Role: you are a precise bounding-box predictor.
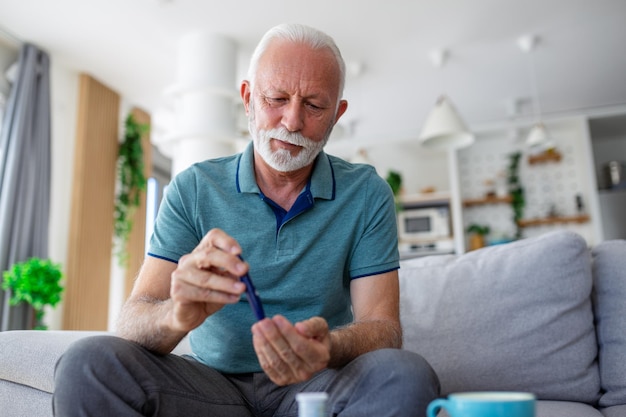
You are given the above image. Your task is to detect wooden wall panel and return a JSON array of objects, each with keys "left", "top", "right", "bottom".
[
  {"left": 63, "top": 74, "right": 119, "bottom": 330},
  {"left": 124, "top": 108, "right": 152, "bottom": 298}
]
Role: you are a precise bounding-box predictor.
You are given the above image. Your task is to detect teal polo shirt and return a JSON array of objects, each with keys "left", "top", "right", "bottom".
[{"left": 148, "top": 142, "right": 399, "bottom": 373}]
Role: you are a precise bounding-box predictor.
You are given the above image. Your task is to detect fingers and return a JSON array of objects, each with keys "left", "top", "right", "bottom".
[
  {"left": 177, "top": 228, "right": 248, "bottom": 297},
  {"left": 171, "top": 265, "right": 243, "bottom": 304},
  {"left": 252, "top": 316, "right": 330, "bottom": 385},
  {"left": 173, "top": 249, "right": 246, "bottom": 301},
  {"left": 167, "top": 229, "right": 248, "bottom": 332},
  {"left": 294, "top": 317, "right": 329, "bottom": 340},
  {"left": 194, "top": 228, "right": 241, "bottom": 256}
]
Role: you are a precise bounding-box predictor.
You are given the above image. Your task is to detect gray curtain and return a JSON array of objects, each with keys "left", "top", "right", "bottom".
[{"left": 0, "top": 43, "right": 51, "bottom": 331}]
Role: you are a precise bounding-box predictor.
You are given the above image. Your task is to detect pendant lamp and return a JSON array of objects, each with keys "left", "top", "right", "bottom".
[
  {"left": 419, "top": 49, "right": 474, "bottom": 151},
  {"left": 419, "top": 95, "right": 474, "bottom": 150},
  {"left": 519, "top": 35, "right": 553, "bottom": 154}
]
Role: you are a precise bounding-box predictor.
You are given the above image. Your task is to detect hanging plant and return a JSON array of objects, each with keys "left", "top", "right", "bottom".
[
  {"left": 2, "top": 257, "right": 64, "bottom": 330},
  {"left": 507, "top": 151, "right": 525, "bottom": 240},
  {"left": 114, "top": 114, "right": 149, "bottom": 266}
]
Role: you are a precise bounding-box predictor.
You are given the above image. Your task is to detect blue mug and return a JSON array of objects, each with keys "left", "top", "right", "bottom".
[{"left": 427, "top": 392, "right": 536, "bottom": 417}]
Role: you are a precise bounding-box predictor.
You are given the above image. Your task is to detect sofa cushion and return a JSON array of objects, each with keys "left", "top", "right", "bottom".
[
  {"left": 602, "top": 404, "right": 626, "bottom": 417},
  {"left": 0, "top": 379, "right": 52, "bottom": 417},
  {"left": 0, "top": 330, "right": 107, "bottom": 393},
  {"left": 536, "top": 401, "right": 604, "bottom": 417},
  {"left": 399, "top": 231, "right": 601, "bottom": 404},
  {"left": 592, "top": 239, "right": 626, "bottom": 408},
  {"left": 602, "top": 405, "right": 626, "bottom": 417}
]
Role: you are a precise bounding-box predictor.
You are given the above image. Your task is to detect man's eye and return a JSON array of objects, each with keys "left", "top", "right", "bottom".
[{"left": 267, "top": 97, "right": 286, "bottom": 105}]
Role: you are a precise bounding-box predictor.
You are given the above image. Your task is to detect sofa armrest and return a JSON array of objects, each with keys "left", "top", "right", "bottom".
[{"left": 0, "top": 330, "right": 108, "bottom": 394}]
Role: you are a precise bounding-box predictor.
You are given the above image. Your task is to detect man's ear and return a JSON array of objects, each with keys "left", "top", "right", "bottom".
[
  {"left": 240, "top": 81, "right": 251, "bottom": 114},
  {"left": 334, "top": 100, "right": 348, "bottom": 125}
]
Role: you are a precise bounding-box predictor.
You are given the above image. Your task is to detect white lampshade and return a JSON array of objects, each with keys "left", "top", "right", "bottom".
[
  {"left": 419, "top": 95, "right": 475, "bottom": 150},
  {"left": 526, "top": 122, "right": 554, "bottom": 154}
]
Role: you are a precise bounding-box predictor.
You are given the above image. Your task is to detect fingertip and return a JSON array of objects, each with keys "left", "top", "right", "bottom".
[
  {"left": 272, "top": 314, "right": 287, "bottom": 322},
  {"left": 235, "top": 259, "right": 247, "bottom": 274},
  {"left": 294, "top": 321, "right": 309, "bottom": 336}
]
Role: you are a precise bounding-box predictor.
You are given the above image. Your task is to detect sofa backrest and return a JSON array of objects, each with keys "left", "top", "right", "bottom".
[
  {"left": 591, "top": 238, "right": 626, "bottom": 408},
  {"left": 399, "top": 231, "right": 601, "bottom": 404}
]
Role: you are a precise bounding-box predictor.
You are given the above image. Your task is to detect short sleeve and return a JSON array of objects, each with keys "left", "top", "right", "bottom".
[{"left": 349, "top": 170, "right": 400, "bottom": 278}]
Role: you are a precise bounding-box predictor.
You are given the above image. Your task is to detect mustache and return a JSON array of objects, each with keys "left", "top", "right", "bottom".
[{"left": 260, "top": 128, "right": 313, "bottom": 148}]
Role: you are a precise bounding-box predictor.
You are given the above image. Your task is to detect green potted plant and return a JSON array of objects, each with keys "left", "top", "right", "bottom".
[
  {"left": 385, "top": 170, "right": 403, "bottom": 212},
  {"left": 467, "top": 223, "right": 491, "bottom": 251},
  {"left": 2, "top": 257, "right": 64, "bottom": 330}
]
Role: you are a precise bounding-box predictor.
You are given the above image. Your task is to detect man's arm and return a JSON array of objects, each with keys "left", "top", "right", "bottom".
[
  {"left": 116, "top": 257, "right": 184, "bottom": 354},
  {"left": 327, "top": 269, "right": 402, "bottom": 367},
  {"left": 116, "top": 229, "right": 249, "bottom": 354},
  {"left": 251, "top": 269, "right": 401, "bottom": 385}
]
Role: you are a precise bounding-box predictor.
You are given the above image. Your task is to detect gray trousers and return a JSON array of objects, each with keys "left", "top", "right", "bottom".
[{"left": 53, "top": 335, "right": 439, "bottom": 417}]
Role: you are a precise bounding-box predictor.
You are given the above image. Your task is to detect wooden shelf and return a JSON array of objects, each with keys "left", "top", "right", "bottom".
[
  {"left": 517, "top": 214, "right": 590, "bottom": 228},
  {"left": 528, "top": 150, "right": 562, "bottom": 165},
  {"left": 463, "top": 195, "right": 512, "bottom": 207}
]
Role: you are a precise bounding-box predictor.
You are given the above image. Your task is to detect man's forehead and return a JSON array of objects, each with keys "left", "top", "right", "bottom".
[{"left": 255, "top": 40, "right": 340, "bottom": 96}]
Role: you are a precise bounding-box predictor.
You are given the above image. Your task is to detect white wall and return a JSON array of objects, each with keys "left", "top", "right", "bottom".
[
  {"left": 46, "top": 60, "right": 79, "bottom": 329},
  {"left": 459, "top": 116, "right": 599, "bottom": 246},
  {"left": 326, "top": 139, "right": 450, "bottom": 196}
]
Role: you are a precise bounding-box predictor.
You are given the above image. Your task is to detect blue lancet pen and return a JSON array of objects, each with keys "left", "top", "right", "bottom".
[{"left": 238, "top": 255, "right": 266, "bottom": 321}]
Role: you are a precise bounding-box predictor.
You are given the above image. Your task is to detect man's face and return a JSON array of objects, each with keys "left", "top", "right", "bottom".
[{"left": 242, "top": 40, "right": 347, "bottom": 172}]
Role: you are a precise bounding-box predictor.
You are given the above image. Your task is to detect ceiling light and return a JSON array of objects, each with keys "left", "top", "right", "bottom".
[
  {"left": 419, "top": 49, "right": 475, "bottom": 150},
  {"left": 519, "top": 34, "right": 552, "bottom": 154},
  {"left": 526, "top": 123, "right": 555, "bottom": 153},
  {"left": 419, "top": 95, "right": 474, "bottom": 150}
]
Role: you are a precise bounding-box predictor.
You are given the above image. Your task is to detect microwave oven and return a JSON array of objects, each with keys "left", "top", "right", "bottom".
[{"left": 397, "top": 206, "right": 451, "bottom": 242}]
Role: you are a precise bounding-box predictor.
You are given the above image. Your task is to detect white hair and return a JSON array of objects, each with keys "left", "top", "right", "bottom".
[{"left": 246, "top": 23, "right": 346, "bottom": 99}]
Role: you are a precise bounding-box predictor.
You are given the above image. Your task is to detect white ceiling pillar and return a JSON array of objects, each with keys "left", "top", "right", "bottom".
[{"left": 154, "top": 32, "right": 239, "bottom": 176}]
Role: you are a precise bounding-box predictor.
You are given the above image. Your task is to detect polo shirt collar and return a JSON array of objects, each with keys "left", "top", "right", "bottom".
[{"left": 236, "top": 141, "right": 335, "bottom": 201}]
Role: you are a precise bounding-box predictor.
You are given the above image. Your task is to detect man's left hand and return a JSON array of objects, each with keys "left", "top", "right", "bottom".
[{"left": 251, "top": 315, "right": 331, "bottom": 385}]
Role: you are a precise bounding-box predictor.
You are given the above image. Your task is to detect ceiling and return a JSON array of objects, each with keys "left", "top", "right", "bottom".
[{"left": 1, "top": 0, "right": 626, "bottom": 152}]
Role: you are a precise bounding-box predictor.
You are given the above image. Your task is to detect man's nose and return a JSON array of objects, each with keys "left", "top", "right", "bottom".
[{"left": 281, "top": 101, "right": 304, "bottom": 132}]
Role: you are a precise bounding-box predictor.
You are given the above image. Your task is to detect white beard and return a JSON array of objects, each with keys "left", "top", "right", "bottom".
[{"left": 248, "top": 102, "right": 332, "bottom": 172}]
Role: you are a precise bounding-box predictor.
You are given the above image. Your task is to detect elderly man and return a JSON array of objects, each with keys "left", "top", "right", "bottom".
[{"left": 54, "top": 23, "right": 439, "bottom": 416}]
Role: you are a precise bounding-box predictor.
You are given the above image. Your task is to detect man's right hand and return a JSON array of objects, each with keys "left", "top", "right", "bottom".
[
  {"left": 167, "top": 229, "right": 249, "bottom": 333},
  {"left": 117, "top": 229, "right": 248, "bottom": 352}
]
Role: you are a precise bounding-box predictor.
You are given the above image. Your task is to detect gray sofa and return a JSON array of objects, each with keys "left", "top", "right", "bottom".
[{"left": 1, "top": 230, "right": 624, "bottom": 416}]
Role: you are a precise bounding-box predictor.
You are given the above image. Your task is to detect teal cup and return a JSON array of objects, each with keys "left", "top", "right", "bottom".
[{"left": 427, "top": 392, "right": 536, "bottom": 417}]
